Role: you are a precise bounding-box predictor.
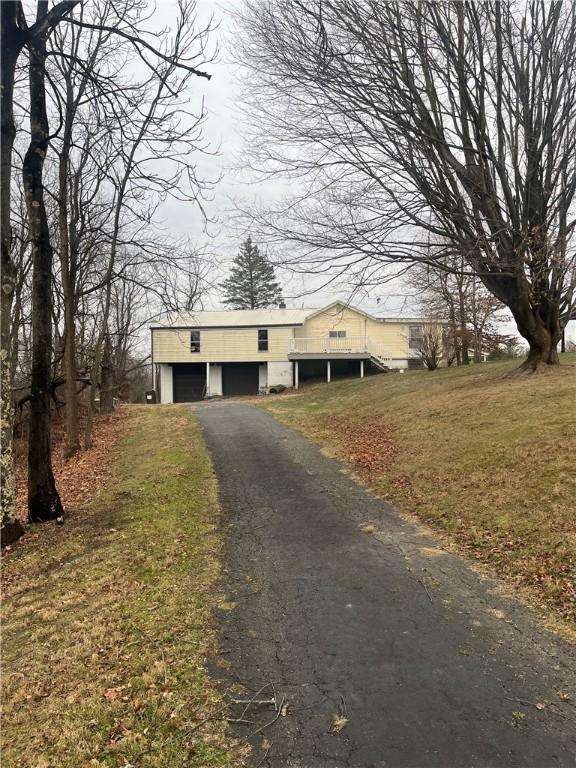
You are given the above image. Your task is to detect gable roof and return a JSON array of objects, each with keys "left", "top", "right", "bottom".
[
  {"left": 151, "top": 307, "right": 312, "bottom": 329},
  {"left": 150, "top": 302, "right": 438, "bottom": 330},
  {"left": 304, "top": 301, "right": 379, "bottom": 323}
]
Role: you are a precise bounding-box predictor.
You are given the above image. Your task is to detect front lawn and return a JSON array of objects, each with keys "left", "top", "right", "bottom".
[
  {"left": 258, "top": 354, "right": 576, "bottom": 632},
  {"left": 2, "top": 406, "right": 245, "bottom": 768}
]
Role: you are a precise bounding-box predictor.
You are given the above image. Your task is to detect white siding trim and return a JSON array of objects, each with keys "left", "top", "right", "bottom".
[
  {"left": 258, "top": 364, "right": 268, "bottom": 389},
  {"left": 159, "top": 364, "right": 173, "bottom": 404},
  {"left": 209, "top": 364, "right": 223, "bottom": 396}
]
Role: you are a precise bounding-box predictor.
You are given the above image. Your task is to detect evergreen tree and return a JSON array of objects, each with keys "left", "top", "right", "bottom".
[{"left": 221, "top": 237, "right": 282, "bottom": 309}]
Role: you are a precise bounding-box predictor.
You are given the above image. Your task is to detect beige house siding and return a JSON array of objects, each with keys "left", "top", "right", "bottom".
[
  {"left": 152, "top": 325, "right": 296, "bottom": 363},
  {"left": 368, "top": 321, "right": 410, "bottom": 359},
  {"left": 152, "top": 304, "right": 435, "bottom": 367},
  {"left": 298, "top": 305, "right": 369, "bottom": 338},
  {"left": 298, "top": 305, "right": 410, "bottom": 359}
]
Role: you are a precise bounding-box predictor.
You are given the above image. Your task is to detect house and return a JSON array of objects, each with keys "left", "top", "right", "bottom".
[{"left": 151, "top": 301, "right": 432, "bottom": 402}]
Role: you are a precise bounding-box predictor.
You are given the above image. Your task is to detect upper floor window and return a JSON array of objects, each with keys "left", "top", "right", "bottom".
[
  {"left": 329, "top": 330, "right": 347, "bottom": 338},
  {"left": 409, "top": 325, "right": 423, "bottom": 349},
  {"left": 190, "top": 330, "right": 201, "bottom": 353},
  {"left": 258, "top": 329, "right": 269, "bottom": 351}
]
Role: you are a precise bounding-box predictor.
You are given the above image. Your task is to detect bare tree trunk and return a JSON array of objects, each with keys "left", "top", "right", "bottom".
[
  {"left": 509, "top": 301, "right": 561, "bottom": 373},
  {"left": 471, "top": 280, "right": 482, "bottom": 363},
  {"left": 457, "top": 288, "right": 469, "bottom": 365},
  {"left": 84, "top": 288, "right": 112, "bottom": 448},
  {"left": 1, "top": 3, "right": 26, "bottom": 544},
  {"left": 58, "top": 78, "right": 81, "bottom": 457},
  {"left": 23, "top": 6, "right": 64, "bottom": 522},
  {"left": 100, "top": 333, "right": 115, "bottom": 412},
  {"left": 62, "top": 298, "right": 80, "bottom": 454}
]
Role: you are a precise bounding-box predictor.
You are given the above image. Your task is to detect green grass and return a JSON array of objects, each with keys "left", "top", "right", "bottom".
[
  {"left": 1, "top": 406, "right": 246, "bottom": 768},
  {"left": 258, "top": 354, "right": 576, "bottom": 631}
]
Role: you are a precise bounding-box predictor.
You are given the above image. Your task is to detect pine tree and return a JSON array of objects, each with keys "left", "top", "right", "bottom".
[{"left": 221, "top": 237, "right": 282, "bottom": 309}]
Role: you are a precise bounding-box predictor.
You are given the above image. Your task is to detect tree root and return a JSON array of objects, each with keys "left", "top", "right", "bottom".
[{"left": 505, "top": 359, "right": 560, "bottom": 377}]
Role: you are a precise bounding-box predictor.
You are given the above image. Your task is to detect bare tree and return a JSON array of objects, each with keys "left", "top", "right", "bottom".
[
  {"left": 1, "top": 0, "right": 77, "bottom": 543},
  {"left": 235, "top": 1, "right": 576, "bottom": 373},
  {"left": 80, "top": 3, "right": 214, "bottom": 446},
  {"left": 50, "top": 5, "right": 115, "bottom": 457},
  {"left": 407, "top": 250, "right": 507, "bottom": 365},
  {"left": 416, "top": 325, "right": 445, "bottom": 371},
  {"left": 2, "top": 0, "right": 214, "bottom": 532},
  {"left": 23, "top": 0, "right": 68, "bottom": 520}
]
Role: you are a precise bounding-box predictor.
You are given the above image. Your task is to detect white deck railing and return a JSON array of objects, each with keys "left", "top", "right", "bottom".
[
  {"left": 289, "top": 336, "right": 369, "bottom": 354},
  {"left": 288, "top": 337, "right": 391, "bottom": 363}
]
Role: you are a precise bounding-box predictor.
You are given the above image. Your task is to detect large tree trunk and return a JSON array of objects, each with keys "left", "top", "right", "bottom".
[
  {"left": 23, "top": 11, "right": 64, "bottom": 523},
  {"left": 509, "top": 302, "right": 561, "bottom": 373},
  {"left": 1, "top": 4, "right": 25, "bottom": 545}
]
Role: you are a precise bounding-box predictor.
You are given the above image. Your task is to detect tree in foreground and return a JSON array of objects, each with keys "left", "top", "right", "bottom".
[
  {"left": 1, "top": 0, "right": 213, "bottom": 538},
  {"left": 236, "top": 1, "right": 576, "bottom": 372},
  {"left": 1, "top": 0, "right": 79, "bottom": 541},
  {"left": 221, "top": 236, "right": 282, "bottom": 309}
]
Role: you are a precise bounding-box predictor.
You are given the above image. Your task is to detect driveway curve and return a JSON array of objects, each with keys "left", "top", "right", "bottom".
[{"left": 196, "top": 402, "right": 576, "bottom": 768}]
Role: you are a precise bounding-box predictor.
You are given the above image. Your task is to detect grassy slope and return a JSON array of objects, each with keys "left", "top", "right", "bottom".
[
  {"left": 2, "top": 406, "right": 245, "bottom": 768},
  {"left": 259, "top": 354, "right": 576, "bottom": 629}
]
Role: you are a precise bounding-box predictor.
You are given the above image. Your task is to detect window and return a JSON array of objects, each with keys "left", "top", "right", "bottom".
[
  {"left": 190, "top": 330, "right": 200, "bottom": 353},
  {"left": 258, "top": 329, "right": 269, "bottom": 351},
  {"left": 328, "top": 330, "right": 347, "bottom": 338},
  {"left": 409, "top": 325, "right": 423, "bottom": 349}
]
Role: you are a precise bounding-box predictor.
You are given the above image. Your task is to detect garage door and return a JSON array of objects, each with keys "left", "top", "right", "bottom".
[
  {"left": 222, "top": 363, "right": 259, "bottom": 396},
  {"left": 173, "top": 364, "right": 205, "bottom": 402}
]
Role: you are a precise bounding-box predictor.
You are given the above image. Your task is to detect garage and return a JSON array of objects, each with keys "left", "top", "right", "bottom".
[
  {"left": 222, "top": 363, "right": 260, "bottom": 396},
  {"left": 172, "top": 363, "right": 206, "bottom": 402}
]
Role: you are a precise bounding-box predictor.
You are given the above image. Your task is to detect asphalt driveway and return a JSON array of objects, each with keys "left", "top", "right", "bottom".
[{"left": 196, "top": 402, "right": 576, "bottom": 768}]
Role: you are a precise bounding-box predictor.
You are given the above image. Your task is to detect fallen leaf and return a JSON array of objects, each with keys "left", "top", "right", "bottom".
[
  {"left": 332, "top": 714, "right": 348, "bottom": 733},
  {"left": 359, "top": 523, "right": 376, "bottom": 535},
  {"left": 104, "top": 686, "right": 125, "bottom": 701}
]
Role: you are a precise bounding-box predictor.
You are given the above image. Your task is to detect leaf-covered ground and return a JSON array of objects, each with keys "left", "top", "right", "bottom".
[
  {"left": 258, "top": 354, "right": 576, "bottom": 635},
  {"left": 13, "top": 410, "right": 127, "bottom": 528},
  {"left": 2, "top": 406, "right": 246, "bottom": 768}
]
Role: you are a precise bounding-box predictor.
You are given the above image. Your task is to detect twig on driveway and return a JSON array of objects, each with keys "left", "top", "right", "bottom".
[
  {"left": 417, "top": 577, "right": 433, "bottom": 602},
  {"left": 227, "top": 682, "right": 277, "bottom": 722},
  {"left": 248, "top": 694, "right": 286, "bottom": 738},
  {"left": 227, "top": 717, "right": 256, "bottom": 725}
]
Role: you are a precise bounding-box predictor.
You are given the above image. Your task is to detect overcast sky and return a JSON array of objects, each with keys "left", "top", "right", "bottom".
[
  {"left": 148, "top": 1, "right": 575, "bottom": 342},
  {"left": 150, "top": 0, "right": 419, "bottom": 317}
]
